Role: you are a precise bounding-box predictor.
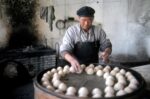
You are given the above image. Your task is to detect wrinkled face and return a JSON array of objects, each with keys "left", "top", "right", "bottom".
[{"left": 78, "top": 16, "right": 93, "bottom": 31}]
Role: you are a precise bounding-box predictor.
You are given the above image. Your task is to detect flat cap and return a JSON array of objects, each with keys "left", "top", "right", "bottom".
[{"left": 77, "top": 6, "right": 95, "bottom": 17}]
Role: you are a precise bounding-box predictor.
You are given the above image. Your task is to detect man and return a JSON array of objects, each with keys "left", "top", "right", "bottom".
[{"left": 60, "top": 6, "right": 112, "bottom": 72}]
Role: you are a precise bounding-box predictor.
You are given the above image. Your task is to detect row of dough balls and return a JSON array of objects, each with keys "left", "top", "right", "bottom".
[{"left": 41, "top": 64, "right": 139, "bottom": 98}]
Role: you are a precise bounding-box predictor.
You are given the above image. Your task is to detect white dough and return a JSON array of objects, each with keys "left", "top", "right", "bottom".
[
  {"left": 92, "top": 94, "right": 102, "bottom": 98},
  {"left": 78, "top": 87, "right": 89, "bottom": 97},
  {"left": 96, "top": 65, "right": 103, "bottom": 69},
  {"left": 42, "top": 81, "right": 50, "bottom": 87},
  {"left": 96, "top": 70, "right": 103, "bottom": 77},
  {"left": 120, "top": 69, "right": 126, "bottom": 75},
  {"left": 128, "top": 83, "right": 138, "bottom": 90},
  {"left": 58, "top": 83, "right": 67, "bottom": 91},
  {"left": 46, "top": 71, "right": 52, "bottom": 77},
  {"left": 88, "top": 64, "right": 95, "bottom": 68},
  {"left": 53, "top": 73, "right": 60, "bottom": 79},
  {"left": 58, "top": 70, "right": 65, "bottom": 77},
  {"left": 94, "top": 66, "right": 101, "bottom": 72},
  {"left": 105, "top": 92, "right": 115, "bottom": 97},
  {"left": 51, "top": 68, "right": 57, "bottom": 74},
  {"left": 103, "top": 72, "right": 110, "bottom": 79},
  {"left": 57, "top": 66, "right": 63, "bottom": 71},
  {"left": 124, "top": 87, "right": 134, "bottom": 93},
  {"left": 113, "top": 67, "right": 120, "bottom": 72},
  {"left": 69, "top": 66, "right": 75, "bottom": 73},
  {"left": 105, "top": 79, "right": 115, "bottom": 86},
  {"left": 114, "top": 82, "right": 124, "bottom": 91},
  {"left": 46, "top": 85, "right": 54, "bottom": 90},
  {"left": 86, "top": 68, "right": 94, "bottom": 75},
  {"left": 116, "top": 90, "right": 127, "bottom": 96},
  {"left": 118, "top": 79, "right": 127, "bottom": 86},
  {"left": 41, "top": 76, "right": 49, "bottom": 82},
  {"left": 53, "top": 80, "right": 61, "bottom": 88},
  {"left": 110, "top": 70, "right": 117, "bottom": 76},
  {"left": 125, "top": 72, "right": 132, "bottom": 77},
  {"left": 104, "top": 86, "right": 115, "bottom": 94},
  {"left": 55, "top": 89, "right": 63, "bottom": 94},
  {"left": 66, "top": 86, "right": 76, "bottom": 96},
  {"left": 43, "top": 73, "right": 49, "bottom": 79},
  {"left": 80, "top": 64, "right": 86, "bottom": 69},
  {"left": 92, "top": 88, "right": 102, "bottom": 95},
  {"left": 130, "top": 78, "right": 139, "bottom": 85},
  {"left": 103, "top": 67, "right": 110, "bottom": 73}
]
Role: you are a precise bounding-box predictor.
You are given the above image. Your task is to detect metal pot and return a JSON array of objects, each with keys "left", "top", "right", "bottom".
[{"left": 34, "top": 64, "right": 146, "bottom": 99}]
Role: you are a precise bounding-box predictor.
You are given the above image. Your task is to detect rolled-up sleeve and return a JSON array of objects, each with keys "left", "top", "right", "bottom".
[
  {"left": 60, "top": 28, "right": 75, "bottom": 57},
  {"left": 99, "top": 29, "right": 112, "bottom": 51}
]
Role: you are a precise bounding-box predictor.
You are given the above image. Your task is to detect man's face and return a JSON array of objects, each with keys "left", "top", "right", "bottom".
[{"left": 78, "top": 16, "right": 93, "bottom": 31}]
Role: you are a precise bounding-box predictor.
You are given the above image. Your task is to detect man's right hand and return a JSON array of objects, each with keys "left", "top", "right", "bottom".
[
  {"left": 70, "top": 58, "right": 82, "bottom": 73},
  {"left": 64, "top": 52, "right": 82, "bottom": 73}
]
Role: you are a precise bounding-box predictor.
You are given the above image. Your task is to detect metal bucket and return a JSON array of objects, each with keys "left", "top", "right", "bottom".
[{"left": 34, "top": 64, "right": 146, "bottom": 99}]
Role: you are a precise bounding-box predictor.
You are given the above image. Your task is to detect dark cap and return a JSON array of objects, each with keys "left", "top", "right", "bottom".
[{"left": 77, "top": 6, "right": 95, "bottom": 17}]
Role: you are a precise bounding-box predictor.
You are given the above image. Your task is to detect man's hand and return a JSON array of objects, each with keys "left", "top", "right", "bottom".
[
  {"left": 99, "top": 48, "right": 111, "bottom": 63},
  {"left": 70, "top": 58, "right": 82, "bottom": 73},
  {"left": 64, "top": 52, "right": 82, "bottom": 73}
]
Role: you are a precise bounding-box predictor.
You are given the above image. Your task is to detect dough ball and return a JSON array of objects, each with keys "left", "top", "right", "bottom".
[
  {"left": 53, "top": 80, "right": 61, "bottom": 88},
  {"left": 52, "top": 76, "right": 60, "bottom": 83},
  {"left": 105, "top": 92, "right": 115, "bottom": 97},
  {"left": 46, "top": 71, "right": 52, "bottom": 77},
  {"left": 96, "top": 70, "right": 103, "bottom": 77},
  {"left": 58, "top": 83, "right": 67, "bottom": 92},
  {"left": 127, "top": 75, "right": 136, "bottom": 81},
  {"left": 80, "top": 64, "right": 86, "bottom": 69},
  {"left": 88, "top": 64, "right": 95, "bottom": 68},
  {"left": 57, "top": 66, "right": 63, "bottom": 71},
  {"left": 130, "top": 78, "right": 139, "bottom": 85},
  {"left": 104, "top": 86, "right": 115, "bottom": 94},
  {"left": 51, "top": 68, "right": 57, "bottom": 74},
  {"left": 58, "top": 70, "right": 65, "bottom": 77},
  {"left": 64, "top": 65, "right": 70, "bottom": 70},
  {"left": 42, "top": 81, "right": 50, "bottom": 87},
  {"left": 92, "top": 88, "right": 102, "bottom": 95},
  {"left": 116, "top": 90, "right": 127, "bottom": 96},
  {"left": 46, "top": 85, "right": 54, "bottom": 91},
  {"left": 96, "top": 65, "right": 103, "bottom": 69},
  {"left": 124, "top": 87, "right": 134, "bottom": 93},
  {"left": 94, "top": 66, "right": 101, "bottom": 72},
  {"left": 78, "top": 87, "right": 89, "bottom": 97},
  {"left": 106, "top": 75, "right": 115, "bottom": 81},
  {"left": 110, "top": 70, "right": 117, "bottom": 76},
  {"left": 63, "top": 68, "right": 70, "bottom": 74},
  {"left": 43, "top": 73, "right": 50, "bottom": 79},
  {"left": 103, "top": 67, "right": 110, "bottom": 73},
  {"left": 41, "top": 76, "right": 49, "bottom": 82},
  {"left": 105, "top": 78, "right": 115, "bottom": 86},
  {"left": 113, "top": 67, "right": 120, "bottom": 72},
  {"left": 86, "top": 68, "right": 94, "bottom": 75},
  {"left": 114, "top": 83, "right": 124, "bottom": 91},
  {"left": 128, "top": 83, "right": 138, "bottom": 90},
  {"left": 118, "top": 79, "right": 127, "bottom": 86},
  {"left": 125, "top": 72, "right": 132, "bottom": 77},
  {"left": 103, "top": 72, "right": 110, "bottom": 79},
  {"left": 55, "top": 89, "right": 63, "bottom": 94},
  {"left": 66, "top": 86, "right": 76, "bottom": 96},
  {"left": 53, "top": 73, "right": 60, "bottom": 79},
  {"left": 69, "top": 66, "right": 75, "bottom": 73},
  {"left": 120, "top": 69, "right": 126, "bottom": 75},
  {"left": 116, "top": 72, "right": 123, "bottom": 79},
  {"left": 92, "top": 94, "right": 102, "bottom": 98}
]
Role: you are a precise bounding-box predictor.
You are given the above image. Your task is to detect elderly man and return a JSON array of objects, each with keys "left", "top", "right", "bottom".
[{"left": 60, "top": 6, "right": 112, "bottom": 72}]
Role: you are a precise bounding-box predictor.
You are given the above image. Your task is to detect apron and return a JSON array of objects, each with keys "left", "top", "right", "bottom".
[{"left": 74, "top": 27, "right": 100, "bottom": 64}]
